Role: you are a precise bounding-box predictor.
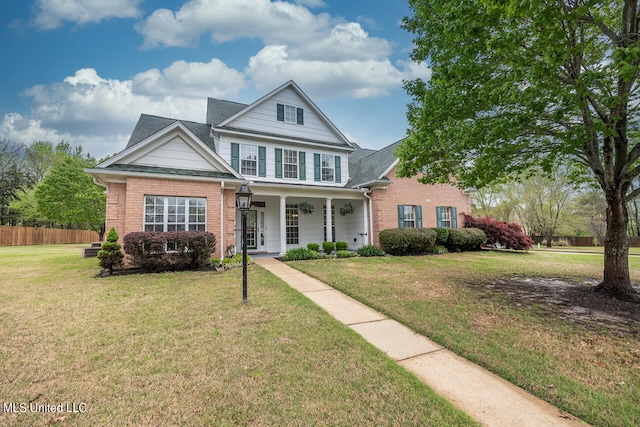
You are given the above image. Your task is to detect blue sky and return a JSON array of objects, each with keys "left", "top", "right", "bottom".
[{"left": 0, "top": 0, "right": 429, "bottom": 159}]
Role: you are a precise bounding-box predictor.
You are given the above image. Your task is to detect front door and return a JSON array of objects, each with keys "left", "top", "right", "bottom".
[{"left": 246, "top": 209, "right": 265, "bottom": 252}]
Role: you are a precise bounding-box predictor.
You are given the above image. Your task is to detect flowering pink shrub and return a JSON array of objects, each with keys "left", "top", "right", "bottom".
[{"left": 462, "top": 213, "right": 534, "bottom": 250}]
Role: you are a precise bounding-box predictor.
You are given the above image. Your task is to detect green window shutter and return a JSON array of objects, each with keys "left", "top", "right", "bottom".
[
  {"left": 231, "top": 143, "right": 239, "bottom": 172},
  {"left": 416, "top": 206, "right": 423, "bottom": 228},
  {"left": 314, "top": 153, "right": 321, "bottom": 181},
  {"left": 277, "top": 104, "right": 284, "bottom": 121},
  {"left": 296, "top": 108, "right": 304, "bottom": 125},
  {"left": 436, "top": 206, "right": 443, "bottom": 228},
  {"left": 275, "top": 148, "right": 283, "bottom": 178},
  {"left": 334, "top": 156, "right": 341, "bottom": 183},
  {"left": 452, "top": 207, "right": 458, "bottom": 228},
  {"left": 398, "top": 205, "right": 405, "bottom": 228},
  {"left": 299, "top": 151, "right": 306, "bottom": 180},
  {"left": 258, "top": 146, "right": 266, "bottom": 177}
]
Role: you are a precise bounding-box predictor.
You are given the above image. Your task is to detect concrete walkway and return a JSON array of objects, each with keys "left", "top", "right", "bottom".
[{"left": 253, "top": 257, "right": 589, "bottom": 427}]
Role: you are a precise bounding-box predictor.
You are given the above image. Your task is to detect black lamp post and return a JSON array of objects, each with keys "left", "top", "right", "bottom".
[{"left": 235, "top": 183, "right": 253, "bottom": 304}]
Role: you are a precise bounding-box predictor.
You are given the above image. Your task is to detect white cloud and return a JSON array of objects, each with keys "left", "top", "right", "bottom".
[
  {"left": 136, "top": 0, "right": 331, "bottom": 49},
  {"left": 246, "top": 45, "right": 417, "bottom": 99},
  {"left": 31, "top": 0, "right": 142, "bottom": 30},
  {"left": 0, "top": 63, "right": 248, "bottom": 158},
  {"left": 132, "top": 58, "right": 246, "bottom": 98}
]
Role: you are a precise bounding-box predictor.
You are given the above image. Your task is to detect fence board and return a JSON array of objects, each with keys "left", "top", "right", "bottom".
[{"left": 0, "top": 226, "right": 99, "bottom": 246}]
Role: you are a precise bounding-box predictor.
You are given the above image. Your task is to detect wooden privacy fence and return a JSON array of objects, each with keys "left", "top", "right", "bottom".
[
  {"left": 533, "top": 235, "right": 640, "bottom": 247},
  {"left": 0, "top": 226, "right": 99, "bottom": 246}
]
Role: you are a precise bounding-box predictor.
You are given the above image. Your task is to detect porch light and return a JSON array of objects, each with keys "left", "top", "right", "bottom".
[
  {"left": 236, "top": 183, "right": 253, "bottom": 212},
  {"left": 235, "top": 183, "right": 253, "bottom": 304}
]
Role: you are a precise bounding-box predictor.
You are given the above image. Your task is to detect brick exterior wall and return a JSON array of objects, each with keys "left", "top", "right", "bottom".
[
  {"left": 369, "top": 167, "right": 471, "bottom": 247},
  {"left": 104, "top": 177, "right": 235, "bottom": 259}
]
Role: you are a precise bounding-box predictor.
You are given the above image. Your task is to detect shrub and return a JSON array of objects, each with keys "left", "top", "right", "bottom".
[
  {"left": 461, "top": 213, "right": 534, "bottom": 250},
  {"left": 431, "top": 245, "right": 448, "bottom": 254},
  {"left": 322, "top": 241, "right": 335, "bottom": 254},
  {"left": 212, "top": 254, "right": 253, "bottom": 270},
  {"left": 97, "top": 227, "right": 124, "bottom": 274},
  {"left": 124, "top": 230, "right": 217, "bottom": 271},
  {"left": 431, "top": 227, "right": 450, "bottom": 245},
  {"left": 379, "top": 228, "right": 437, "bottom": 255},
  {"left": 336, "top": 250, "right": 356, "bottom": 258},
  {"left": 446, "top": 228, "right": 487, "bottom": 252},
  {"left": 307, "top": 243, "right": 320, "bottom": 251},
  {"left": 357, "top": 245, "right": 385, "bottom": 257},
  {"left": 282, "top": 247, "right": 320, "bottom": 261},
  {"left": 335, "top": 241, "right": 348, "bottom": 251}
]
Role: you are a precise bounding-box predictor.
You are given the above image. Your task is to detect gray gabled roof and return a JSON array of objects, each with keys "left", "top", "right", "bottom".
[
  {"left": 126, "top": 114, "right": 216, "bottom": 152},
  {"left": 206, "top": 98, "right": 248, "bottom": 125},
  {"left": 348, "top": 139, "right": 404, "bottom": 188}
]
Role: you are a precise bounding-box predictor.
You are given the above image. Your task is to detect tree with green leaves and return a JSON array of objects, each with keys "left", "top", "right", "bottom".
[
  {"left": 35, "top": 156, "right": 106, "bottom": 239},
  {"left": 398, "top": 0, "right": 640, "bottom": 300}
]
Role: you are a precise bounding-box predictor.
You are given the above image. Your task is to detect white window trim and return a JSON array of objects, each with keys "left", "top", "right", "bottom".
[
  {"left": 321, "top": 154, "right": 335, "bottom": 182},
  {"left": 284, "top": 105, "right": 297, "bottom": 124},
  {"left": 283, "top": 149, "right": 298, "bottom": 179},
  {"left": 144, "top": 196, "right": 207, "bottom": 232},
  {"left": 240, "top": 144, "right": 258, "bottom": 176}
]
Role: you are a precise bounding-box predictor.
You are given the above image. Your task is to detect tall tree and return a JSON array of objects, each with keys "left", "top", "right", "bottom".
[
  {"left": 0, "top": 139, "right": 28, "bottom": 225},
  {"left": 397, "top": 0, "right": 640, "bottom": 300},
  {"left": 35, "top": 156, "right": 106, "bottom": 239}
]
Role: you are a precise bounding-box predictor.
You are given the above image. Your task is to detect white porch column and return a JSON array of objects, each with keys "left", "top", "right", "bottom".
[
  {"left": 279, "top": 196, "right": 287, "bottom": 255},
  {"left": 362, "top": 197, "right": 369, "bottom": 245},
  {"left": 325, "top": 198, "right": 333, "bottom": 243}
]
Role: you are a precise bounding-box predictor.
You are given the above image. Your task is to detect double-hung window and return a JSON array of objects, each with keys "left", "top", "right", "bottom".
[
  {"left": 397, "top": 205, "right": 422, "bottom": 228},
  {"left": 240, "top": 144, "right": 258, "bottom": 176},
  {"left": 283, "top": 149, "right": 298, "bottom": 179},
  {"left": 321, "top": 154, "right": 334, "bottom": 182},
  {"left": 436, "top": 206, "right": 457, "bottom": 228},
  {"left": 144, "top": 196, "right": 206, "bottom": 232}
]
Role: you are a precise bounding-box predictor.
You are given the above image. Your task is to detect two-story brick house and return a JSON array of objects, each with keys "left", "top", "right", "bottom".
[{"left": 86, "top": 81, "right": 471, "bottom": 258}]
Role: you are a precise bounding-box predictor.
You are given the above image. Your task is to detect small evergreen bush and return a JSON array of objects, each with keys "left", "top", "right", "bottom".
[
  {"left": 307, "top": 243, "right": 320, "bottom": 251},
  {"left": 379, "top": 228, "right": 437, "bottom": 255},
  {"left": 336, "top": 250, "right": 356, "bottom": 258},
  {"left": 335, "top": 241, "right": 348, "bottom": 251},
  {"left": 322, "top": 241, "right": 335, "bottom": 254},
  {"left": 357, "top": 245, "right": 385, "bottom": 257},
  {"left": 282, "top": 247, "right": 319, "bottom": 261},
  {"left": 97, "top": 227, "right": 124, "bottom": 274}
]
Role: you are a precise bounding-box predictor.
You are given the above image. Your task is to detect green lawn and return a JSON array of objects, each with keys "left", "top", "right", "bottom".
[
  {"left": 0, "top": 245, "right": 476, "bottom": 426},
  {"left": 290, "top": 251, "right": 640, "bottom": 427}
]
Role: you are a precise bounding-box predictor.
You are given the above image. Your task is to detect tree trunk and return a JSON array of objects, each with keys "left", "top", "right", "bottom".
[{"left": 596, "top": 195, "right": 638, "bottom": 300}]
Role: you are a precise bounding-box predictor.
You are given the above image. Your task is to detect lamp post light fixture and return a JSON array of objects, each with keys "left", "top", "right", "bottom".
[{"left": 235, "top": 183, "right": 253, "bottom": 304}]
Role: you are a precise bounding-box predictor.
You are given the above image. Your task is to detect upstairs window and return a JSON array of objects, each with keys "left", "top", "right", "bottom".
[
  {"left": 277, "top": 103, "right": 304, "bottom": 125},
  {"left": 240, "top": 144, "right": 258, "bottom": 176},
  {"left": 283, "top": 149, "right": 298, "bottom": 179},
  {"left": 321, "top": 154, "right": 334, "bottom": 182}
]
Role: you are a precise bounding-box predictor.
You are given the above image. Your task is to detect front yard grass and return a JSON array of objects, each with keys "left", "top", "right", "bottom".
[
  {"left": 0, "top": 245, "right": 476, "bottom": 426},
  {"left": 290, "top": 251, "right": 640, "bottom": 427}
]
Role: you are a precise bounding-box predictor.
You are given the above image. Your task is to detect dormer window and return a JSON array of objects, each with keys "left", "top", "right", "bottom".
[{"left": 277, "top": 103, "right": 303, "bottom": 125}]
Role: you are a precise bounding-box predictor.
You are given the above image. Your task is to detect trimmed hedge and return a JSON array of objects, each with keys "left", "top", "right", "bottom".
[
  {"left": 431, "top": 227, "right": 450, "bottom": 245},
  {"left": 335, "top": 241, "right": 348, "bottom": 251},
  {"left": 282, "top": 247, "right": 320, "bottom": 261},
  {"left": 379, "top": 228, "right": 437, "bottom": 255},
  {"left": 307, "top": 243, "right": 320, "bottom": 251},
  {"left": 322, "top": 241, "right": 335, "bottom": 254},
  {"left": 445, "top": 228, "right": 486, "bottom": 252},
  {"left": 123, "top": 230, "right": 217, "bottom": 271}
]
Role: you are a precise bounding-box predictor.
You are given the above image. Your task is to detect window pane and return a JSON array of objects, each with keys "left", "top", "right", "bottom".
[
  {"left": 321, "top": 154, "right": 334, "bottom": 182},
  {"left": 285, "top": 105, "right": 296, "bottom": 123},
  {"left": 286, "top": 204, "right": 299, "bottom": 244}
]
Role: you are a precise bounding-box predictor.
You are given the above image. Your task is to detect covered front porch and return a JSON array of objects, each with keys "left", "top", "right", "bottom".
[{"left": 234, "top": 184, "right": 370, "bottom": 256}]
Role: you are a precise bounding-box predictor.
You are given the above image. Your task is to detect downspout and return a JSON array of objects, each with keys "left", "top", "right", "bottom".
[
  {"left": 220, "top": 181, "right": 225, "bottom": 260},
  {"left": 363, "top": 190, "right": 373, "bottom": 246}
]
